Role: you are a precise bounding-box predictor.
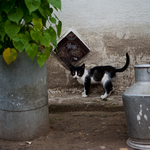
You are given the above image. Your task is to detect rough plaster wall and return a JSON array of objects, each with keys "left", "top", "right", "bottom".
[{"left": 47, "top": 0, "right": 150, "bottom": 96}]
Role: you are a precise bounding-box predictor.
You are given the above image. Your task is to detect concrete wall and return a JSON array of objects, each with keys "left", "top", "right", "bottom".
[{"left": 47, "top": 0, "right": 150, "bottom": 96}]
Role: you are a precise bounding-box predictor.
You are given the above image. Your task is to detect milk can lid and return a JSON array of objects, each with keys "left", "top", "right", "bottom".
[{"left": 134, "top": 64, "right": 150, "bottom": 68}]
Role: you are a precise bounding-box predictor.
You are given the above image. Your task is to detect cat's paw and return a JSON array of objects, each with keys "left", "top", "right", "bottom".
[
  {"left": 82, "top": 93, "right": 88, "bottom": 98},
  {"left": 101, "top": 94, "right": 107, "bottom": 99}
]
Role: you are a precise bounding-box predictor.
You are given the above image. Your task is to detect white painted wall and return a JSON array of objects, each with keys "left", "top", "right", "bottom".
[{"left": 57, "top": 0, "right": 150, "bottom": 31}]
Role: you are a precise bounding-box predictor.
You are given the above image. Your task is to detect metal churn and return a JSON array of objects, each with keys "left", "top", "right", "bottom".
[{"left": 123, "top": 64, "right": 150, "bottom": 150}]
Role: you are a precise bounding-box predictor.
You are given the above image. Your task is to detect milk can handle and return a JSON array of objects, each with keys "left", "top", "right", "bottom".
[{"left": 147, "top": 68, "right": 150, "bottom": 74}]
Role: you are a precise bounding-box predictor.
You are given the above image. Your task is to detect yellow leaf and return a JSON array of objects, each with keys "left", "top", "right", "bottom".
[
  {"left": 32, "top": 18, "right": 43, "bottom": 31},
  {"left": 3, "top": 48, "right": 17, "bottom": 65},
  {"left": 39, "top": 18, "right": 43, "bottom": 30}
]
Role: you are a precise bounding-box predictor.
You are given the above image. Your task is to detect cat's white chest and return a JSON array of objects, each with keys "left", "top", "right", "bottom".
[
  {"left": 77, "top": 69, "right": 88, "bottom": 85},
  {"left": 77, "top": 78, "right": 84, "bottom": 85}
]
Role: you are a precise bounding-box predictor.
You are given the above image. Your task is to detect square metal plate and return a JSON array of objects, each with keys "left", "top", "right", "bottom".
[{"left": 54, "top": 31, "right": 90, "bottom": 67}]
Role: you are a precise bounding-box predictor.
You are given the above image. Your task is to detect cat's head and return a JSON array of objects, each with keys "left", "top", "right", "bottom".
[{"left": 70, "top": 64, "right": 85, "bottom": 79}]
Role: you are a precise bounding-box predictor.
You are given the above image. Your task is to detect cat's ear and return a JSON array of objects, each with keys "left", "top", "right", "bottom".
[
  {"left": 69, "top": 64, "right": 74, "bottom": 71},
  {"left": 81, "top": 64, "right": 85, "bottom": 68}
]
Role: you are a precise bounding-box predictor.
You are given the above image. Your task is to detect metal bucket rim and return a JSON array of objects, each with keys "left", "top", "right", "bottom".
[{"left": 134, "top": 64, "right": 150, "bottom": 68}]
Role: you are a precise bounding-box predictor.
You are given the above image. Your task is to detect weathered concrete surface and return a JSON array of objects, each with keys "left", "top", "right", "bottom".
[{"left": 48, "top": 87, "right": 125, "bottom": 113}]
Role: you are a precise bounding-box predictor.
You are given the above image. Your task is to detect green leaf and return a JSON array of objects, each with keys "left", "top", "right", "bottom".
[
  {"left": 45, "top": 7, "right": 53, "bottom": 17},
  {"left": 30, "top": 29, "right": 41, "bottom": 43},
  {"left": 30, "top": 27, "right": 51, "bottom": 47},
  {"left": 37, "top": 46, "right": 52, "bottom": 67},
  {"left": 25, "top": 0, "right": 41, "bottom": 14},
  {"left": 44, "top": 27, "right": 57, "bottom": 47},
  {"left": 0, "top": 14, "right": 2, "bottom": 22},
  {"left": 24, "top": 11, "right": 33, "bottom": 23},
  {"left": 57, "top": 20, "right": 62, "bottom": 37},
  {"left": 25, "top": 31, "right": 31, "bottom": 41},
  {"left": 4, "top": 20, "right": 21, "bottom": 39},
  {"left": 21, "top": 1, "right": 33, "bottom": 24},
  {"left": 7, "top": 8, "right": 23, "bottom": 24},
  {"left": 2, "top": 0, "right": 16, "bottom": 14},
  {"left": 37, "top": 51, "right": 46, "bottom": 67},
  {"left": 0, "top": 22, "right": 5, "bottom": 42},
  {"left": 54, "top": 14, "right": 59, "bottom": 20},
  {"left": 25, "top": 43, "right": 38, "bottom": 61},
  {"left": 13, "top": 33, "right": 29, "bottom": 52},
  {"left": 44, "top": 46, "right": 52, "bottom": 60},
  {"left": 39, "top": 35, "right": 50, "bottom": 47},
  {"left": 38, "top": 6, "right": 47, "bottom": 19},
  {"left": 48, "top": 27, "right": 57, "bottom": 47},
  {"left": 48, "top": 0, "right": 61, "bottom": 10},
  {"left": 50, "top": 17, "right": 56, "bottom": 24}
]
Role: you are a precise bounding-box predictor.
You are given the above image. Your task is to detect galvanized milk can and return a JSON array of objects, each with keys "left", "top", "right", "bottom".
[
  {"left": 123, "top": 64, "right": 150, "bottom": 150},
  {"left": 0, "top": 52, "right": 50, "bottom": 141}
]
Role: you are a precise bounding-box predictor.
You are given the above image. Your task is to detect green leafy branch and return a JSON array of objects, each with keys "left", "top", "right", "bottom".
[{"left": 0, "top": 0, "right": 62, "bottom": 67}]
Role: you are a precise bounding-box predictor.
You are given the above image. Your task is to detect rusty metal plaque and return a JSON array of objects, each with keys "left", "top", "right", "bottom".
[{"left": 54, "top": 31, "right": 90, "bottom": 67}]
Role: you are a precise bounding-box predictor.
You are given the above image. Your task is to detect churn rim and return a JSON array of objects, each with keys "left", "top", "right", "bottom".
[{"left": 134, "top": 64, "right": 150, "bottom": 68}]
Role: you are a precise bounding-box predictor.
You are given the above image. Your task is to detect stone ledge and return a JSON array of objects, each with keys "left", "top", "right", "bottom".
[{"left": 48, "top": 89, "right": 124, "bottom": 113}]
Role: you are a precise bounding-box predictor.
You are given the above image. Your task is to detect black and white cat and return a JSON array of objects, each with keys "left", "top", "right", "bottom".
[{"left": 70, "top": 53, "right": 129, "bottom": 99}]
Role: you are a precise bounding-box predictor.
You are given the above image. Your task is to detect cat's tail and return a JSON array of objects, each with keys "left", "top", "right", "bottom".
[{"left": 115, "top": 53, "right": 130, "bottom": 72}]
